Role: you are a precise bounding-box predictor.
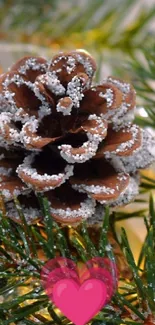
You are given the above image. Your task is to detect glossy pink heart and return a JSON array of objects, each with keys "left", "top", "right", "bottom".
[
  {"left": 53, "top": 278, "right": 107, "bottom": 325},
  {"left": 41, "top": 257, "right": 118, "bottom": 325}
]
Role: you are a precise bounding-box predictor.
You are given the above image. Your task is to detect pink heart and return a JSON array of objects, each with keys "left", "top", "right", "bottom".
[
  {"left": 52, "top": 278, "right": 107, "bottom": 325},
  {"left": 41, "top": 257, "right": 118, "bottom": 324}
]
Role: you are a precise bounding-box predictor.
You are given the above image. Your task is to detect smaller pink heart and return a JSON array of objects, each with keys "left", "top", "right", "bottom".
[{"left": 53, "top": 278, "right": 107, "bottom": 325}]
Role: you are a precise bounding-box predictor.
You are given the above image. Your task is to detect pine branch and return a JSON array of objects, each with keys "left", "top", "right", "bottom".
[
  {"left": 129, "top": 47, "right": 155, "bottom": 130},
  {"left": 0, "top": 193, "right": 155, "bottom": 324}
]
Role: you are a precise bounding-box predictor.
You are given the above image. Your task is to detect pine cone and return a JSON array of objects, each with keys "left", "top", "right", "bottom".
[{"left": 0, "top": 50, "right": 154, "bottom": 224}]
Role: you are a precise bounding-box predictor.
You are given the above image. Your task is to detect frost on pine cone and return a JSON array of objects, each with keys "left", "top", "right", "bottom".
[{"left": 0, "top": 50, "right": 154, "bottom": 224}]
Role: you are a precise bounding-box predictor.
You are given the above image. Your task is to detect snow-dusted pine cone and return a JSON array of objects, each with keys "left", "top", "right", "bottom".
[{"left": 0, "top": 50, "right": 154, "bottom": 224}]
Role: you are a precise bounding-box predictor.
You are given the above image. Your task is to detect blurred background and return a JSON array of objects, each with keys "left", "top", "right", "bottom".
[
  {"left": 0, "top": 0, "right": 155, "bottom": 74},
  {"left": 0, "top": 0, "right": 155, "bottom": 259}
]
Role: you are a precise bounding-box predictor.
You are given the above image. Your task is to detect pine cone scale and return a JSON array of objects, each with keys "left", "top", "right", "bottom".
[
  {"left": 10, "top": 56, "right": 48, "bottom": 82},
  {"left": 70, "top": 160, "right": 130, "bottom": 203},
  {"left": 0, "top": 174, "right": 27, "bottom": 200},
  {"left": 17, "top": 152, "right": 74, "bottom": 192},
  {"left": 0, "top": 72, "right": 41, "bottom": 118},
  {"left": 49, "top": 50, "right": 97, "bottom": 86},
  {"left": 46, "top": 183, "right": 95, "bottom": 224},
  {"left": 95, "top": 124, "right": 142, "bottom": 158}
]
